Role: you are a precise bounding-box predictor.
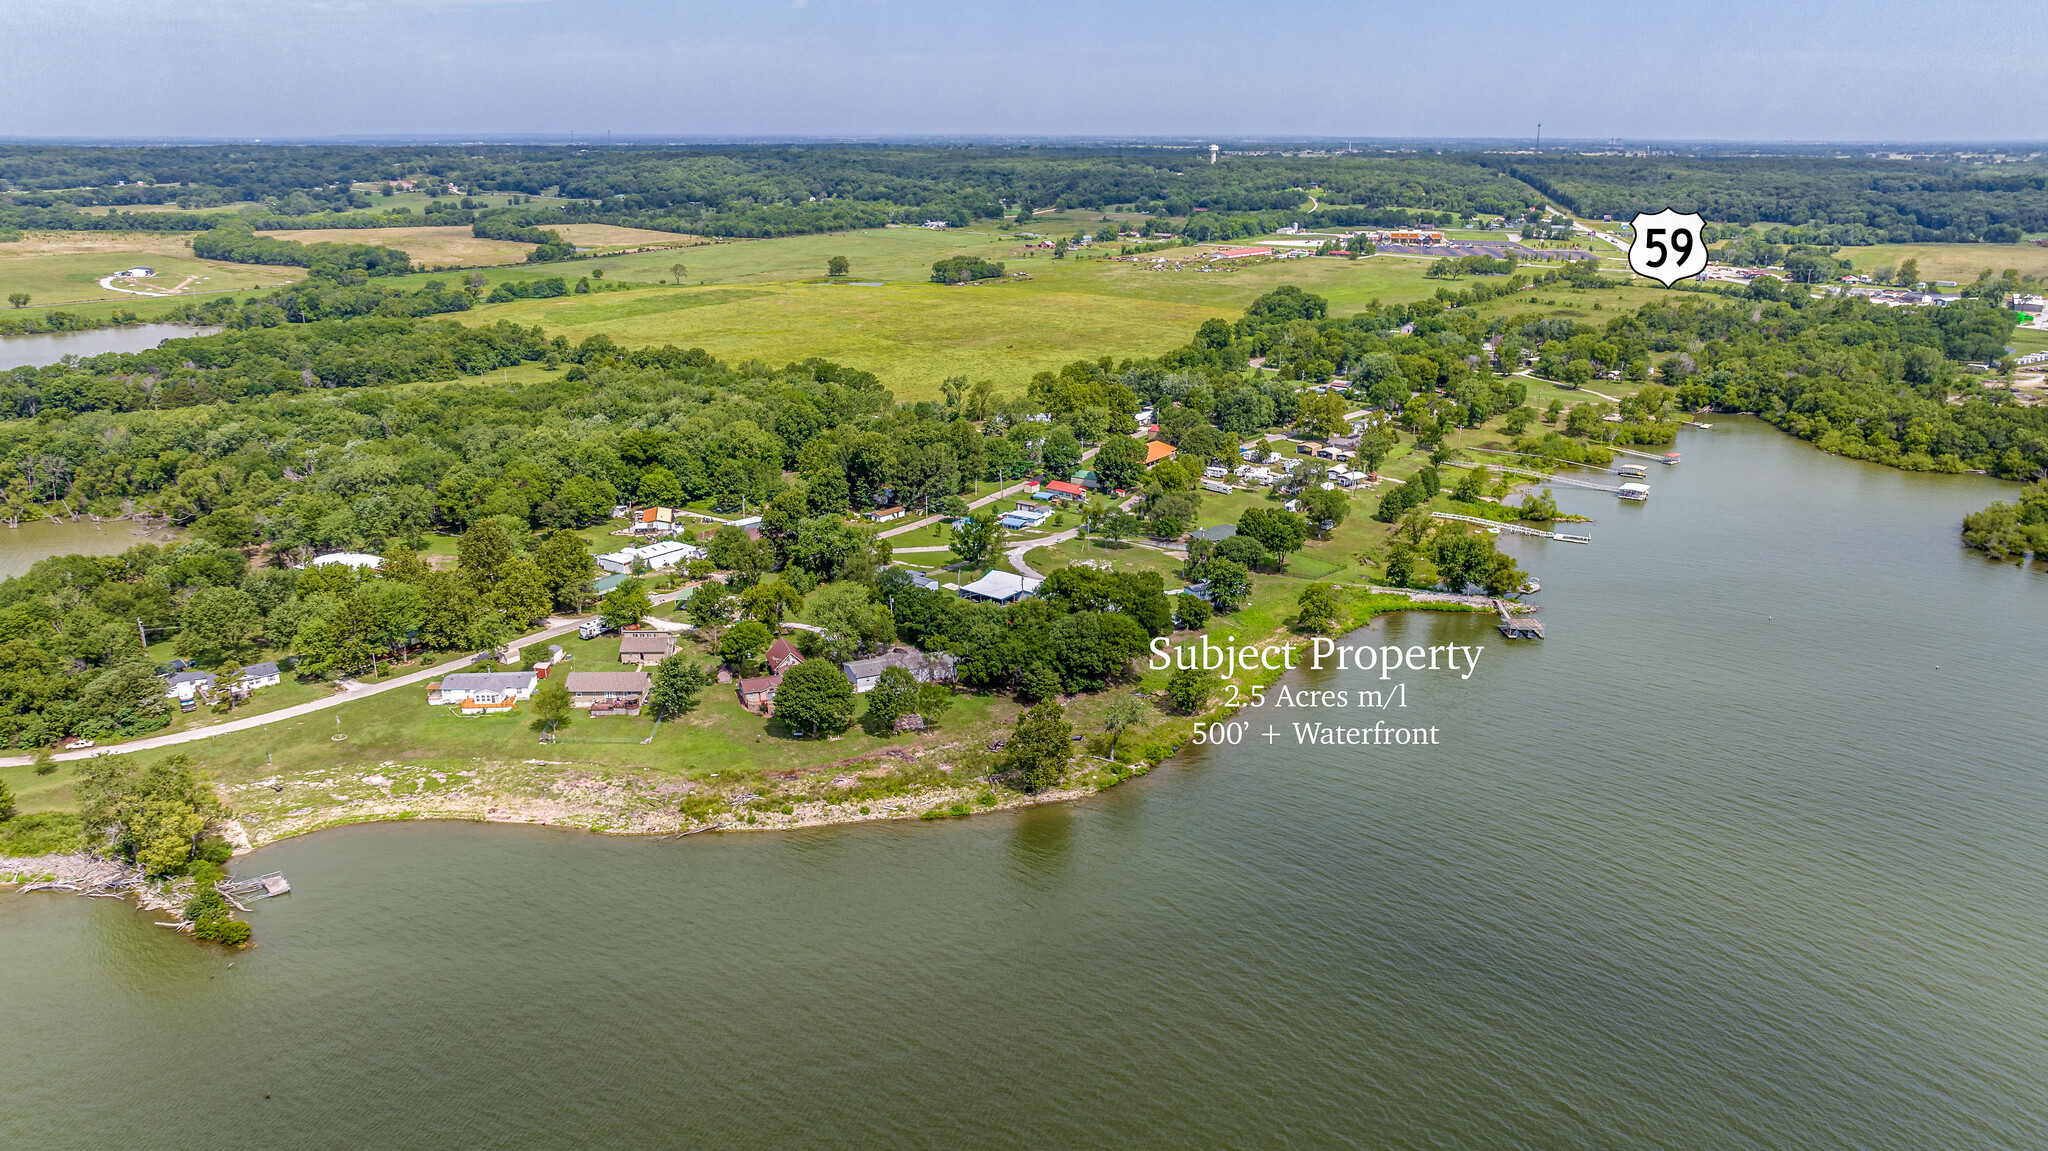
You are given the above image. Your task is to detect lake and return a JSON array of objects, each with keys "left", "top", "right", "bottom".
[
  {"left": 0, "top": 324, "right": 219, "bottom": 371},
  {"left": 4, "top": 419, "right": 2045, "bottom": 1150},
  {"left": 0, "top": 518, "right": 177, "bottom": 578}
]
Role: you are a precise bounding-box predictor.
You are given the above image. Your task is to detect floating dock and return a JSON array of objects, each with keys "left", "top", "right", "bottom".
[
  {"left": 1429, "top": 511, "right": 1590, "bottom": 543},
  {"left": 1497, "top": 603, "right": 1545, "bottom": 640}
]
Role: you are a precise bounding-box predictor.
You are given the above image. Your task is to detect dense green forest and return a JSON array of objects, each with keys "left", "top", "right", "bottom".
[{"left": 6, "top": 145, "right": 2042, "bottom": 243}]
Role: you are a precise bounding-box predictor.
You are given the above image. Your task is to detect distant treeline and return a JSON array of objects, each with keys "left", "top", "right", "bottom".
[
  {"left": 1485, "top": 155, "right": 2048, "bottom": 243},
  {"left": 192, "top": 227, "right": 412, "bottom": 276},
  {"left": 7, "top": 145, "right": 2044, "bottom": 245}
]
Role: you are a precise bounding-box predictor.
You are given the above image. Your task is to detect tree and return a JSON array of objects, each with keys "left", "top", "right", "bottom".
[
  {"left": 176, "top": 586, "right": 260, "bottom": 666},
  {"left": 1431, "top": 531, "right": 1496, "bottom": 593},
  {"left": 1452, "top": 467, "right": 1489, "bottom": 503},
  {"left": 1041, "top": 425, "right": 1083, "bottom": 478},
  {"left": 1202, "top": 558, "right": 1252, "bottom": 612},
  {"left": 493, "top": 556, "right": 553, "bottom": 625},
  {"left": 1093, "top": 433, "right": 1147, "bottom": 490},
  {"left": 458, "top": 519, "right": 514, "bottom": 589},
  {"left": 1896, "top": 257, "right": 1919, "bottom": 288},
  {"left": 600, "top": 579, "right": 652, "bottom": 629},
  {"left": 1006, "top": 701, "right": 1074, "bottom": 791},
  {"left": 0, "top": 773, "right": 12, "bottom": 822},
  {"left": 1101, "top": 693, "right": 1151, "bottom": 760},
  {"left": 74, "top": 753, "right": 218, "bottom": 875},
  {"left": 720, "top": 620, "right": 775, "bottom": 673},
  {"left": 1238, "top": 507, "right": 1308, "bottom": 566},
  {"left": 647, "top": 658, "right": 713, "bottom": 720},
  {"left": 827, "top": 255, "right": 851, "bottom": 277},
  {"left": 637, "top": 466, "right": 684, "bottom": 506},
  {"left": 740, "top": 580, "right": 804, "bottom": 626},
  {"left": 1167, "top": 666, "right": 1216, "bottom": 714},
  {"left": 1299, "top": 487, "right": 1348, "bottom": 535},
  {"left": 686, "top": 583, "right": 733, "bottom": 628},
  {"left": 1298, "top": 391, "right": 1350, "bottom": 440},
  {"left": 1018, "top": 662, "right": 1063, "bottom": 702},
  {"left": 775, "top": 657, "right": 856, "bottom": 736},
  {"left": 1356, "top": 430, "right": 1394, "bottom": 475},
  {"left": 865, "top": 664, "right": 921, "bottom": 730},
  {"left": 534, "top": 529, "right": 596, "bottom": 610},
  {"left": 1172, "top": 592, "right": 1212, "bottom": 631},
  {"left": 950, "top": 509, "right": 1002, "bottom": 573},
  {"left": 915, "top": 683, "right": 956, "bottom": 726},
  {"left": 1050, "top": 610, "right": 1148, "bottom": 690},
  {"left": 7, "top": 293, "right": 29, "bottom": 308},
  {"left": 1098, "top": 510, "right": 1139, "bottom": 547},
  {"left": 530, "top": 675, "right": 572, "bottom": 733},
  {"left": 1295, "top": 582, "right": 1341, "bottom": 633},
  {"left": 670, "top": 262, "right": 687, "bottom": 284}
]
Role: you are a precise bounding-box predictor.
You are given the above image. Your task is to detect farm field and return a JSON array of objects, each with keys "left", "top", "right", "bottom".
[
  {"left": 255, "top": 225, "right": 534, "bottom": 267},
  {"left": 0, "top": 233, "right": 302, "bottom": 306},
  {"left": 549, "top": 223, "right": 707, "bottom": 251},
  {"left": 1838, "top": 241, "right": 2048, "bottom": 283}
]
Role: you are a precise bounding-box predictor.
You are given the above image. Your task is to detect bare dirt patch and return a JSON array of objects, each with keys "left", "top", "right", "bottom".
[
  {"left": 550, "top": 224, "right": 705, "bottom": 250},
  {"left": 256, "top": 225, "right": 532, "bottom": 267}
]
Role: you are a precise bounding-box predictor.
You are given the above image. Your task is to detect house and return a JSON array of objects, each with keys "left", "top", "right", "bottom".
[
  {"left": 865, "top": 506, "right": 908, "bottom": 523},
  {"left": 1188, "top": 523, "right": 1238, "bottom": 543},
  {"left": 163, "top": 670, "right": 216, "bottom": 703},
  {"left": 564, "top": 671, "right": 650, "bottom": 715},
  {"left": 619, "top": 631, "right": 678, "bottom": 667},
  {"left": 235, "top": 662, "right": 282, "bottom": 691},
  {"left": 633, "top": 506, "right": 676, "bottom": 534},
  {"left": 1040, "top": 480, "right": 1087, "bottom": 503},
  {"left": 305, "top": 551, "right": 383, "bottom": 571},
  {"left": 1144, "top": 440, "right": 1178, "bottom": 466},
  {"left": 1073, "top": 469, "right": 1105, "bottom": 491},
  {"left": 841, "top": 646, "right": 959, "bottom": 693},
  {"left": 728, "top": 516, "right": 764, "bottom": 531},
  {"left": 1000, "top": 504, "right": 1054, "bottom": 530},
  {"left": 956, "top": 569, "right": 1043, "bottom": 603},
  {"left": 596, "top": 539, "right": 703, "bottom": 574},
  {"left": 735, "top": 673, "right": 782, "bottom": 712},
  {"left": 591, "top": 572, "right": 631, "bottom": 596},
  {"left": 429, "top": 671, "right": 538, "bottom": 707},
  {"left": 905, "top": 569, "right": 942, "bottom": 591},
  {"left": 765, "top": 637, "right": 805, "bottom": 673}
]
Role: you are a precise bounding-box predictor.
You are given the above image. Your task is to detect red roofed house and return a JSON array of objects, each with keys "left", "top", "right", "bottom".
[
  {"left": 1144, "top": 440, "right": 1177, "bottom": 466},
  {"left": 634, "top": 506, "right": 675, "bottom": 534},
  {"left": 1042, "top": 480, "right": 1087, "bottom": 502},
  {"left": 765, "top": 637, "right": 805, "bottom": 673},
  {"left": 736, "top": 674, "right": 782, "bottom": 713}
]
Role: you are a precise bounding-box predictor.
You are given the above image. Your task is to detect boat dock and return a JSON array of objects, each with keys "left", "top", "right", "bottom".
[
  {"left": 1429, "top": 511, "right": 1590, "bottom": 543},
  {"left": 223, "top": 872, "right": 291, "bottom": 899},
  {"left": 1497, "top": 603, "right": 1545, "bottom": 640}
]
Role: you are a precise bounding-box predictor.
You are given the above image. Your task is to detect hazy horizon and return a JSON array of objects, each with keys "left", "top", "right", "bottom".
[{"left": 0, "top": 0, "right": 2034, "bottom": 143}]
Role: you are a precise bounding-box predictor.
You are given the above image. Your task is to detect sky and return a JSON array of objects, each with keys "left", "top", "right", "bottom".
[{"left": 0, "top": 0, "right": 2038, "bottom": 143}]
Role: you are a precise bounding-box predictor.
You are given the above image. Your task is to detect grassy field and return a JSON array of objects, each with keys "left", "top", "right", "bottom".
[
  {"left": 0, "top": 232, "right": 302, "bottom": 308},
  {"left": 1838, "top": 242, "right": 2048, "bottom": 284},
  {"left": 256, "top": 225, "right": 536, "bottom": 267}
]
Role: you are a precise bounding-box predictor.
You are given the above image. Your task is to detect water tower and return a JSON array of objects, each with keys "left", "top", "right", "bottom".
[{"left": 1209, "top": 144, "right": 1219, "bottom": 165}]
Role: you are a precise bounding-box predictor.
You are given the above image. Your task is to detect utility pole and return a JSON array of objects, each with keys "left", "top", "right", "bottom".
[{"left": 136, "top": 617, "right": 149, "bottom": 654}]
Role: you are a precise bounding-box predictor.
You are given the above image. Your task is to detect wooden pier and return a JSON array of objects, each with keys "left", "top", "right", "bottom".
[{"left": 1497, "top": 603, "right": 1545, "bottom": 640}]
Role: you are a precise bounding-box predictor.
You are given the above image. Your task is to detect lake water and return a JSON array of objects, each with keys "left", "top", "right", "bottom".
[
  {"left": 5, "top": 419, "right": 2046, "bottom": 1149},
  {"left": 0, "top": 324, "right": 218, "bottom": 370},
  {"left": 0, "top": 519, "right": 176, "bottom": 578}
]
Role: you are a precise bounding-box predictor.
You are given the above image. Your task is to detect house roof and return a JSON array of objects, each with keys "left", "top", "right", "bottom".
[
  {"left": 619, "top": 631, "right": 677, "bottom": 654},
  {"left": 438, "top": 671, "right": 537, "bottom": 694},
  {"left": 591, "top": 572, "right": 630, "bottom": 594},
  {"left": 240, "top": 662, "right": 281, "bottom": 678},
  {"left": 956, "top": 570, "right": 1043, "bottom": 601},
  {"left": 1144, "top": 440, "right": 1177, "bottom": 464},
  {"left": 564, "top": 671, "right": 650, "bottom": 693},
  {"left": 736, "top": 674, "right": 783, "bottom": 694},
  {"left": 165, "top": 670, "right": 215, "bottom": 688},
  {"left": 766, "top": 637, "right": 805, "bottom": 671},
  {"left": 1044, "top": 480, "right": 1086, "bottom": 497},
  {"left": 842, "top": 647, "right": 957, "bottom": 680},
  {"left": 639, "top": 506, "right": 673, "bottom": 522}
]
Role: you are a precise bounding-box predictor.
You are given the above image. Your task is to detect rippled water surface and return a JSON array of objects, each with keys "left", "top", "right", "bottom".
[{"left": 4, "top": 420, "right": 2045, "bottom": 1149}]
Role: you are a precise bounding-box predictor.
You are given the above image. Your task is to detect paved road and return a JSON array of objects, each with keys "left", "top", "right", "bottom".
[
  {"left": 0, "top": 588, "right": 692, "bottom": 768},
  {"left": 1008, "top": 529, "right": 1079, "bottom": 579},
  {"left": 877, "top": 480, "right": 1034, "bottom": 539}
]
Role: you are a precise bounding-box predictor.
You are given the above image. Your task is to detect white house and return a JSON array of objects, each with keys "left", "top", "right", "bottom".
[
  {"left": 956, "top": 570, "right": 1042, "bottom": 603},
  {"left": 428, "top": 671, "right": 538, "bottom": 707},
  {"left": 306, "top": 552, "right": 383, "bottom": 571},
  {"left": 235, "top": 662, "right": 283, "bottom": 691},
  {"left": 595, "top": 539, "right": 704, "bottom": 575}
]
